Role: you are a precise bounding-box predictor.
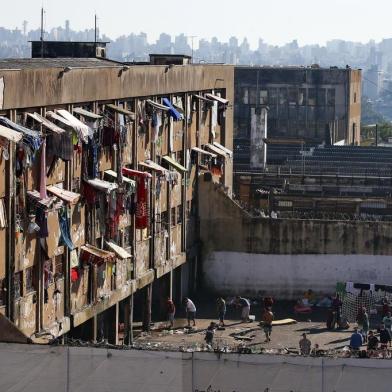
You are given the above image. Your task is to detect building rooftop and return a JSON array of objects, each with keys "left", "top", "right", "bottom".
[
  {"left": 235, "top": 65, "right": 360, "bottom": 70},
  {"left": 0, "top": 57, "right": 124, "bottom": 70}
]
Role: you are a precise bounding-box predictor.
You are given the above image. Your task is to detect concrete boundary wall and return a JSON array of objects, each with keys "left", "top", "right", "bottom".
[
  {"left": 203, "top": 252, "right": 392, "bottom": 298},
  {"left": 1, "top": 343, "right": 392, "bottom": 391}
]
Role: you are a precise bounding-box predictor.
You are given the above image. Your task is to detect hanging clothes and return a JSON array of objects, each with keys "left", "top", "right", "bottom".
[
  {"left": 46, "top": 127, "right": 73, "bottom": 162},
  {"left": 169, "top": 117, "right": 174, "bottom": 152},
  {"left": 211, "top": 101, "right": 218, "bottom": 139},
  {"left": 152, "top": 111, "right": 162, "bottom": 143},
  {"left": 39, "top": 138, "right": 48, "bottom": 200},
  {"left": 70, "top": 249, "right": 79, "bottom": 269},
  {"left": 71, "top": 267, "right": 79, "bottom": 283},
  {"left": 136, "top": 176, "right": 148, "bottom": 229},
  {"left": 36, "top": 206, "right": 48, "bottom": 238},
  {"left": 58, "top": 208, "right": 75, "bottom": 251}
]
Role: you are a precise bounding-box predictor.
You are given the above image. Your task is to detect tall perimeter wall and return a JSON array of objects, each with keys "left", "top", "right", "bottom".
[
  {"left": 199, "top": 180, "right": 392, "bottom": 298},
  {"left": 1, "top": 343, "right": 392, "bottom": 392}
]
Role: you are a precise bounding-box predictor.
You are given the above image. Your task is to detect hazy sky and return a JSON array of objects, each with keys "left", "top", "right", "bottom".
[{"left": 1, "top": 0, "right": 391, "bottom": 48}]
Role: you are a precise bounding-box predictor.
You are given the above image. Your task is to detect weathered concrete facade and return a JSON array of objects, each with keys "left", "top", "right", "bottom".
[
  {"left": 199, "top": 180, "right": 392, "bottom": 298},
  {"left": 234, "top": 66, "right": 362, "bottom": 146},
  {"left": 0, "top": 59, "right": 234, "bottom": 342}
]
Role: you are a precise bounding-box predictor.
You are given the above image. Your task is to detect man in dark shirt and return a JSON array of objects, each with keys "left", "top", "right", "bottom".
[
  {"left": 332, "top": 294, "right": 343, "bottom": 324},
  {"left": 367, "top": 330, "right": 379, "bottom": 351},
  {"left": 379, "top": 323, "right": 391, "bottom": 349},
  {"left": 216, "top": 297, "right": 226, "bottom": 327}
]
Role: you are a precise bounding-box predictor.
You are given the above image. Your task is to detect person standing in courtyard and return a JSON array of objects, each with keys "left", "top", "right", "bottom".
[
  {"left": 262, "top": 307, "right": 274, "bottom": 342},
  {"left": 356, "top": 306, "right": 369, "bottom": 343},
  {"left": 216, "top": 297, "right": 226, "bottom": 327},
  {"left": 299, "top": 333, "right": 312, "bottom": 355},
  {"left": 332, "top": 294, "right": 343, "bottom": 325},
  {"left": 167, "top": 298, "right": 176, "bottom": 329},
  {"left": 236, "top": 296, "right": 251, "bottom": 322},
  {"left": 382, "top": 311, "right": 392, "bottom": 335},
  {"left": 183, "top": 297, "right": 196, "bottom": 328}
]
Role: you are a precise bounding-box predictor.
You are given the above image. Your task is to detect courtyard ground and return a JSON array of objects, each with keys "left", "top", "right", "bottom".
[{"left": 133, "top": 297, "right": 379, "bottom": 354}]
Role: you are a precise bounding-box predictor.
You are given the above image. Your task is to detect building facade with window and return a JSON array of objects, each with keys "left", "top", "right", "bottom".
[
  {"left": 0, "top": 58, "right": 233, "bottom": 343},
  {"left": 234, "top": 66, "right": 361, "bottom": 147}
]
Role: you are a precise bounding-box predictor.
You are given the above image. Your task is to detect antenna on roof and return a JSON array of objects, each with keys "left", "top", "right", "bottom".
[
  {"left": 94, "top": 14, "right": 98, "bottom": 43},
  {"left": 40, "top": 7, "right": 44, "bottom": 58}
]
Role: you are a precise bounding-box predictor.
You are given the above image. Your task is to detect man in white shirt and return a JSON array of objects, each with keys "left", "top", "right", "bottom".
[{"left": 184, "top": 297, "right": 196, "bottom": 327}]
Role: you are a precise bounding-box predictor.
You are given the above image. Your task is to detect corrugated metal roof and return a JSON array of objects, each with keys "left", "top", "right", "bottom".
[{"left": 0, "top": 58, "right": 123, "bottom": 70}]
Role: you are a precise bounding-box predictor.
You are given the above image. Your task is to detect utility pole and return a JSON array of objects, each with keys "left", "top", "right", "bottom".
[
  {"left": 94, "top": 14, "right": 98, "bottom": 43},
  {"left": 40, "top": 7, "right": 44, "bottom": 58},
  {"left": 188, "top": 36, "right": 197, "bottom": 63}
]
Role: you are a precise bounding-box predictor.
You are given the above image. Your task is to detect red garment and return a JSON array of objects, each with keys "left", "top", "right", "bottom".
[
  {"left": 83, "top": 182, "right": 97, "bottom": 204},
  {"left": 71, "top": 267, "right": 79, "bottom": 282},
  {"left": 136, "top": 177, "right": 149, "bottom": 229},
  {"left": 122, "top": 168, "right": 151, "bottom": 230}
]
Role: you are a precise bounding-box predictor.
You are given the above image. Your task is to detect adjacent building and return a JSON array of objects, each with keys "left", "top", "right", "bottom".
[
  {"left": 234, "top": 65, "right": 362, "bottom": 171},
  {"left": 0, "top": 54, "right": 233, "bottom": 343}
]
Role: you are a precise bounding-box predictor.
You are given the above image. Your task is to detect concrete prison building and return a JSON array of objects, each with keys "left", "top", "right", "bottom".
[{"left": 0, "top": 55, "right": 234, "bottom": 343}]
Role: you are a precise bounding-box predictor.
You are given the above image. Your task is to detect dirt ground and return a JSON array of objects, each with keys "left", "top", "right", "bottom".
[{"left": 134, "top": 299, "right": 372, "bottom": 353}]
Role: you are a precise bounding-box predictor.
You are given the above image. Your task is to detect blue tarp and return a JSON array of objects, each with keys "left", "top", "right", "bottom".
[{"left": 162, "top": 98, "right": 183, "bottom": 121}]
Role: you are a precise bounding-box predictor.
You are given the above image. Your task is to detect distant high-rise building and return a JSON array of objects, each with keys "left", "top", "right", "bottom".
[{"left": 65, "top": 20, "right": 70, "bottom": 41}]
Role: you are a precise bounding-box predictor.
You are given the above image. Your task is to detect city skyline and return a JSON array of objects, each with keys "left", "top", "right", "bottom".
[{"left": 2, "top": 0, "right": 392, "bottom": 48}]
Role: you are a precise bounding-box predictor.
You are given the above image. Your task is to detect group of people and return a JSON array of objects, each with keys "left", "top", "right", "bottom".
[
  {"left": 350, "top": 304, "right": 392, "bottom": 353},
  {"left": 165, "top": 295, "right": 276, "bottom": 345},
  {"left": 166, "top": 297, "right": 197, "bottom": 329}
]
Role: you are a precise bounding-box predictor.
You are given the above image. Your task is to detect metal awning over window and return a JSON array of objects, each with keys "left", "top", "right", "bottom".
[
  {"left": 105, "top": 241, "right": 132, "bottom": 260},
  {"left": 193, "top": 94, "right": 214, "bottom": 103},
  {"left": 26, "top": 112, "right": 65, "bottom": 134},
  {"left": 106, "top": 104, "right": 135, "bottom": 120},
  {"left": 73, "top": 107, "right": 103, "bottom": 120},
  {"left": 139, "top": 160, "right": 169, "bottom": 174},
  {"left": 205, "top": 144, "right": 227, "bottom": 159},
  {"left": 213, "top": 142, "right": 233, "bottom": 158},
  {"left": 192, "top": 146, "right": 217, "bottom": 158},
  {"left": 162, "top": 155, "right": 187, "bottom": 173},
  {"left": 47, "top": 185, "right": 80, "bottom": 205},
  {"left": 56, "top": 109, "right": 93, "bottom": 142},
  {"left": 122, "top": 167, "right": 152, "bottom": 179},
  {"left": 81, "top": 244, "right": 115, "bottom": 264},
  {"left": 0, "top": 124, "right": 22, "bottom": 143},
  {"left": 46, "top": 111, "right": 74, "bottom": 128},
  {"left": 104, "top": 170, "right": 136, "bottom": 191},
  {"left": 205, "top": 93, "right": 229, "bottom": 105},
  {"left": 86, "top": 178, "right": 118, "bottom": 194},
  {"left": 146, "top": 99, "right": 170, "bottom": 112}
]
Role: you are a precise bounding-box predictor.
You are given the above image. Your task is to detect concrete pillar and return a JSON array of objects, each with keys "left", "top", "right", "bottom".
[
  {"left": 124, "top": 294, "right": 134, "bottom": 345},
  {"left": 114, "top": 302, "right": 119, "bottom": 345},
  {"left": 105, "top": 304, "right": 119, "bottom": 345},
  {"left": 93, "top": 314, "right": 98, "bottom": 342},
  {"left": 142, "top": 284, "right": 152, "bottom": 332},
  {"left": 169, "top": 270, "right": 173, "bottom": 300}
]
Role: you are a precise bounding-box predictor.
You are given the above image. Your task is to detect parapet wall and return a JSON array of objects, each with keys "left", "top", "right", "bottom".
[
  {"left": 199, "top": 179, "right": 392, "bottom": 297},
  {"left": 1, "top": 343, "right": 392, "bottom": 391}
]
